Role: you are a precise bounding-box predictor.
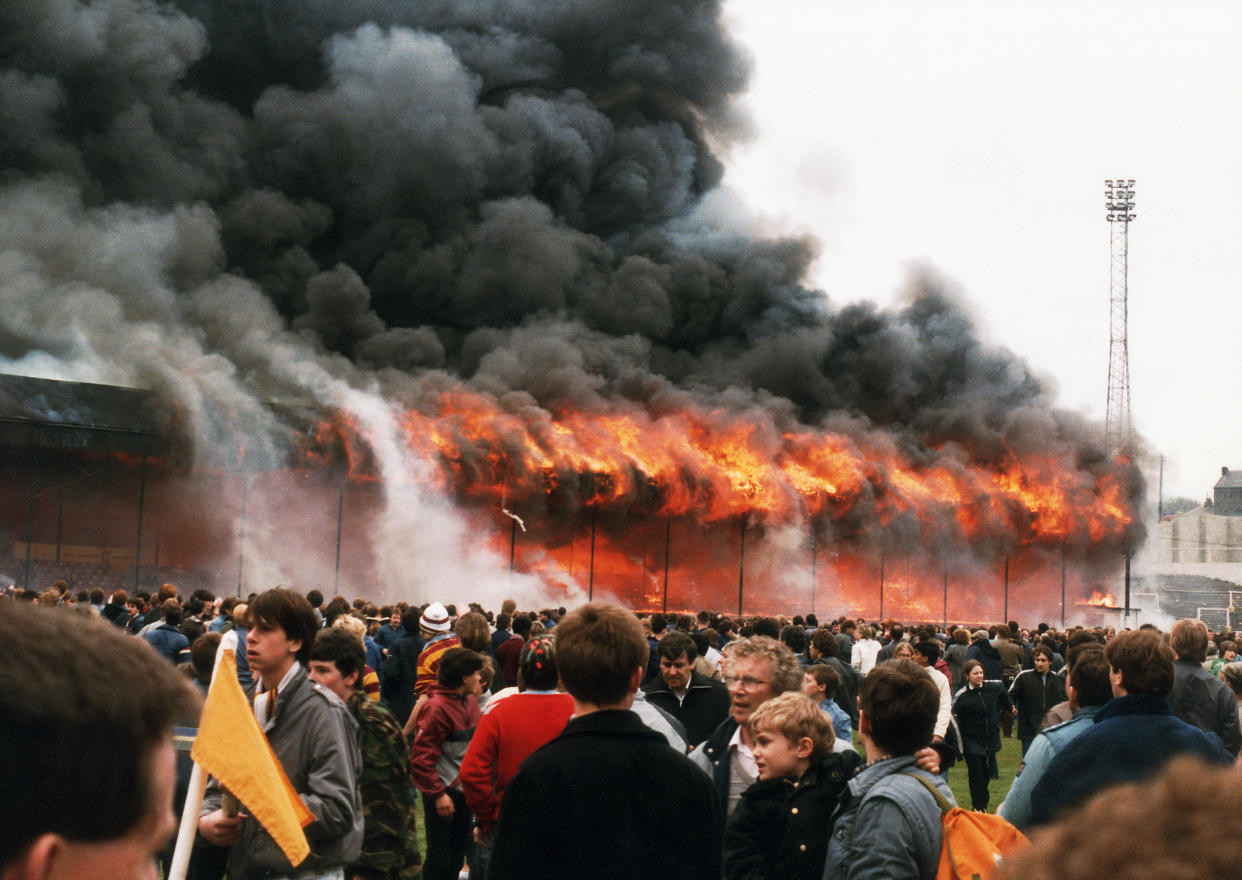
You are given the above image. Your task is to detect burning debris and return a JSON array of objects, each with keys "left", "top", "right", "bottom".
[{"left": 0, "top": 0, "right": 1143, "bottom": 613}]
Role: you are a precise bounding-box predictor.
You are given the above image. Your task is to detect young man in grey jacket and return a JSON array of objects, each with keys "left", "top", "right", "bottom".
[
  {"left": 199, "top": 587, "right": 363, "bottom": 880},
  {"left": 822, "top": 661, "right": 954, "bottom": 880}
]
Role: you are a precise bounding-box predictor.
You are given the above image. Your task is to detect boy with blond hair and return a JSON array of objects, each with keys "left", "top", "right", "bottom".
[{"left": 724, "top": 691, "right": 861, "bottom": 880}]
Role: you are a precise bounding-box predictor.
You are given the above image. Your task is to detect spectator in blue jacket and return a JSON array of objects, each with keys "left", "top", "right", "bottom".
[
  {"left": 1028, "top": 628, "right": 1233, "bottom": 826},
  {"left": 141, "top": 599, "right": 190, "bottom": 664}
]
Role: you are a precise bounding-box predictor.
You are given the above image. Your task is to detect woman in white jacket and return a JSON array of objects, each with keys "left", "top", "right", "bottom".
[{"left": 851, "top": 624, "right": 882, "bottom": 675}]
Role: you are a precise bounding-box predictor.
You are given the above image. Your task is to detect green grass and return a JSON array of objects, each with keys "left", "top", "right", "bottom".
[{"left": 946, "top": 734, "right": 1024, "bottom": 812}]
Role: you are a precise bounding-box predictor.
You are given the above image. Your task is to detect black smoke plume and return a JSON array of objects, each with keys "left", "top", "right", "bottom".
[{"left": 0, "top": 0, "right": 1143, "bottom": 606}]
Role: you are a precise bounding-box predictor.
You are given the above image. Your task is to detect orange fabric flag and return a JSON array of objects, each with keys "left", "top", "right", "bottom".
[{"left": 191, "top": 649, "right": 313, "bottom": 867}]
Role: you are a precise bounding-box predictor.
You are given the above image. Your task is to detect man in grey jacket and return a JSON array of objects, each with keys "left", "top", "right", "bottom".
[
  {"left": 199, "top": 588, "right": 363, "bottom": 880},
  {"left": 823, "top": 661, "right": 954, "bottom": 880}
]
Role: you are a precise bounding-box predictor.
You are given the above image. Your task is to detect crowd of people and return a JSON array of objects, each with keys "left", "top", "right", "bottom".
[{"left": 5, "top": 580, "right": 1242, "bottom": 880}]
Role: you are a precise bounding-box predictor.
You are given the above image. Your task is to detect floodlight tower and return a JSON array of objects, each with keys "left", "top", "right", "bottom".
[{"left": 1104, "top": 179, "right": 1135, "bottom": 456}]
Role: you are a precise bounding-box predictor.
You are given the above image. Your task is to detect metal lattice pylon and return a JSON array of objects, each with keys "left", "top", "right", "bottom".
[{"left": 1104, "top": 179, "right": 1135, "bottom": 456}]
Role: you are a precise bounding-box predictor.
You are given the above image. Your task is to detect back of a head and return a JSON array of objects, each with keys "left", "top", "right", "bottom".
[
  {"left": 1222, "top": 661, "right": 1242, "bottom": 697},
  {"left": 249, "top": 587, "right": 319, "bottom": 665},
  {"left": 752, "top": 617, "right": 780, "bottom": 639},
  {"left": 518, "top": 636, "right": 559, "bottom": 691},
  {"left": 332, "top": 613, "right": 367, "bottom": 645},
  {"left": 1171, "top": 619, "right": 1209, "bottom": 663},
  {"left": 859, "top": 660, "right": 938, "bottom": 756},
  {"left": 400, "top": 606, "right": 422, "bottom": 633},
  {"left": 1068, "top": 645, "right": 1112, "bottom": 708},
  {"left": 0, "top": 603, "right": 199, "bottom": 867},
  {"left": 1106, "top": 629, "right": 1175, "bottom": 697},
  {"left": 780, "top": 624, "right": 807, "bottom": 655},
  {"left": 553, "top": 602, "right": 648, "bottom": 707},
  {"left": 455, "top": 611, "right": 491, "bottom": 652},
  {"left": 810, "top": 628, "right": 839, "bottom": 658},
  {"left": 191, "top": 631, "right": 222, "bottom": 682},
  {"left": 162, "top": 598, "right": 182, "bottom": 626},
  {"left": 995, "top": 757, "right": 1242, "bottom": 880},
  {"left": 511, "top": 612, "right": 533, "bottom": 639}
]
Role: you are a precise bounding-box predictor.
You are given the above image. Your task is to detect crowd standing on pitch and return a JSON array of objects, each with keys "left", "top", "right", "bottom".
[{"left": 4, "top": 579, "right": 1242, "bottom": 880}]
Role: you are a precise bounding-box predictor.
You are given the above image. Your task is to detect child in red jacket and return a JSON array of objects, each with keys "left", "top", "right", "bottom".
[{"left": 409, "top": 647, "right": 485, "bottom": 880}]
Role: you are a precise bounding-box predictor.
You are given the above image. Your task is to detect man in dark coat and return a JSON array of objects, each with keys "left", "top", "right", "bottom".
[
  {"left": 490, "top": 602, "right": 721, "bottom": 880},
  {"left": 965, "top": 629, "right": 1004, "bottom": 683},
  {"left": 142, "top": 599, "right": 190, "bottom": 664},
  {"left": 1169, "top": 618, "right": 1242, "bottom": 757},
  {"left": 1028, "top": 629, "right": 1232, "bottom": 826},
  {"left": 379, "top": 607, "right": 425, "bottom": 725},
  {"left": 643, "top": 631, "right": 731, "bottom": 747},
  {"left": 808, "top": 627, "right": 859, "bottom": 729}
]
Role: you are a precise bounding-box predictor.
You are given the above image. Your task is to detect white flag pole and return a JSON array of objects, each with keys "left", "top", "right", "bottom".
[{"left": 167, "top": 629, "right": 239, "bottom": 880}]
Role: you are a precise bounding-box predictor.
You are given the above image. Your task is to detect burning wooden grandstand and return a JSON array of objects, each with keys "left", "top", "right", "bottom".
[{"left": 0, "top": 373, "right": 1142, "bottom": 619}]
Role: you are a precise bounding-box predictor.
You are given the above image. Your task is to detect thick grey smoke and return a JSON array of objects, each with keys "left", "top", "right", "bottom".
[{"left": 0, "top": 0, "right": 1143, "bottom": 607}]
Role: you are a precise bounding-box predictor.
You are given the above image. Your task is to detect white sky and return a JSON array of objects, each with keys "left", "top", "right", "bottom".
[{"left": 721, "top": 0, "right": 1242, "bottom": 503}]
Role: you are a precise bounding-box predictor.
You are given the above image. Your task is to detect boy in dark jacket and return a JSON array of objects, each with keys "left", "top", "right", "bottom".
[{"left": 724, "top": 692, "right": 861, "bottom": 880}]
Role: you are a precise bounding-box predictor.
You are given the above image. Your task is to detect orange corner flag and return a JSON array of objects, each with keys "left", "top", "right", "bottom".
[{"left": 191, "top": 648, "right": 313, "bottom": 867}]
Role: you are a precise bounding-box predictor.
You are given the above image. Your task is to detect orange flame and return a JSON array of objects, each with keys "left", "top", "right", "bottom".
[
  {"left": 293, "top": 386, "right": 1139, "bottom": 614},
  {"left": 1081, "top": 590, "right": 1119, "bottom": 608},
  {"left": 384, "top": 388, "right": 1133, "bottom": 543}
]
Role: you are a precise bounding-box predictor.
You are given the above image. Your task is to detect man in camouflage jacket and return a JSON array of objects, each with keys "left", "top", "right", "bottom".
[{"left": 310, "top": 627, "right": 422, "bottom": 880}]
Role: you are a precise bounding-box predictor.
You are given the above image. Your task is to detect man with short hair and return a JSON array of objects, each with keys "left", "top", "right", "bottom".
[
  {"left": 875, "top": 623, "right": 905, "bottom": 663},
  {"left": 495, "top": 613, "right": 529, "bottom": 685},
  {"left": 835, "top": 620, "right": 856, "bottom": 663},
  {"left": 199, "top": 587, "right": 363, "bottom": 879},
  {"left": 1008, "top": 644, "right": 1067, "bottom": 755},
  {"left": 823, "top": 661, "right": 955, "bottom": 880},
  {"left": 489, "top": 602, "right": 721, "bottom": 880},
  {"left": 999, "top": 645, "right": 1112, "bottom": 830},
  {"left": 643, "top": 631, "right": 731, "bottom": 747},
  {"left": 1169, "top": 618, "right": 1242, "bottom": 757},
  {"left": 143, "top": 599, "right": 191, "bottom": 664},
  {"left": 490, "top": 611, "right": 512, "bottom": 656},
  {"left": 808, "top": 628, "right": 859, "bottom": 729},
  {"left": 0, "top": 602, "right": 199, "bottom": 880},
  {"left": 1028, "top": 628, "right": 1232, "bottom": 826},
  {"left": 374, "top": 607, "right": 405, "bottom": 652},
  {"left": 380, "top": 607, "right": 425, "bottom": 726},
  {"left": 690, "top": 636, "right": 804, "bottom": 815},
  {"left": 309, "top": 628, "right": 421, "bottom": 880}
]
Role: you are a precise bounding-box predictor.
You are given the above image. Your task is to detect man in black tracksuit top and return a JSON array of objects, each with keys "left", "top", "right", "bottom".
[{"left": 1009, "top": 644, "right": 1066, "bottom": 754}]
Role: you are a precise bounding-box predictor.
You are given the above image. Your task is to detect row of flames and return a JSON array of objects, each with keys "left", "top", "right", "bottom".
[
  {"left": 308, "top": 388, "right": 1134, "bottom": 546},
  {"left": 291, "top": 388, "right": 1142, "bottom": 617}
]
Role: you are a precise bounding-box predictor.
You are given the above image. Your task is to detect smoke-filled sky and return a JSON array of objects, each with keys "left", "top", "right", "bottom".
[
  {"left": 0, "top": 0, "right": 1149, "bottom": 608},
  {"left": 724, "top": 0, "right": 1242, "bottom": 503}
]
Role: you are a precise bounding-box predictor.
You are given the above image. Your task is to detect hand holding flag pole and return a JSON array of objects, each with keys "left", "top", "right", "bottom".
[{"left": 167, "top": 630, "right": 313, "bottom": 880}]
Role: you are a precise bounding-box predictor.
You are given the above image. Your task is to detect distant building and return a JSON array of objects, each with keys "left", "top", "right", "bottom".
[
  {"left": 1140, "top": 466, "right": 1242, "bottom": 627},
  {"left": 1215, "top": 466, "right": 1242, "bottom": 516}
]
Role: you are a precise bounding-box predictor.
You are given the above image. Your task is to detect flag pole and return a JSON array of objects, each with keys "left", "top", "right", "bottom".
[{"left": 168, "top": 630, "right": 238, "bottom": 880}]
